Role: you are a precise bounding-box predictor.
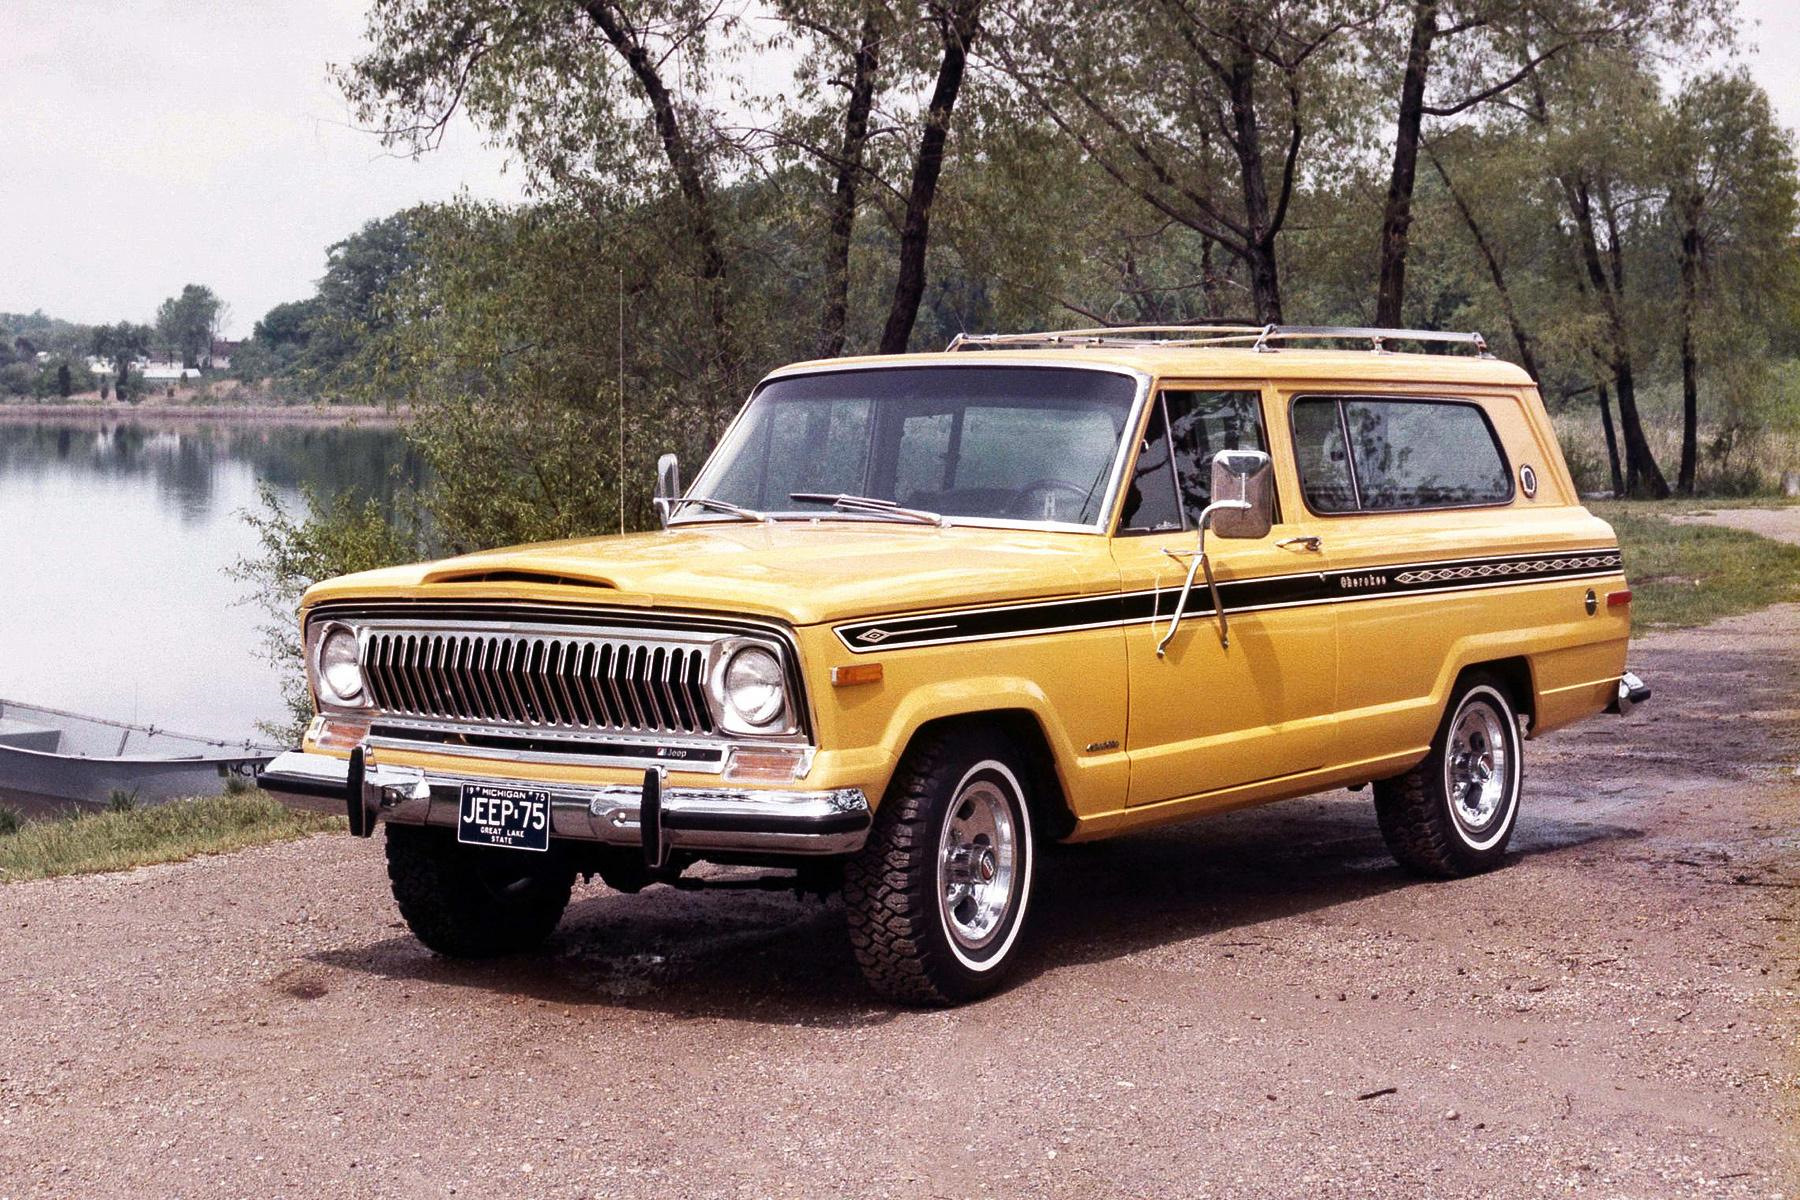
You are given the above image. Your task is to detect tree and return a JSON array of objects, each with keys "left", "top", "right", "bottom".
[
  {"left": 154, "top": 284, "right": 224, "bottom": 368},
  {"left": 1367, "top": 0, "right": 1724, "bottom": 326},
  {"left": 1525, "top": 51, "right": 1672, "bottom": 496},
  {"left": 299, "top": 211, "right": 427, "bottom": 389},
  {"left": 992, "top": 0, "right": 1374, "bottom": 324},
  {"left": 1657, "top": 71, "right": 1798, "bottom": 493},
  {"left": 56, "top": 362, "right": 71, "bottom": 397},
  {"left": 91, "top": 321, "right": 151, "bottom": 402},
  {"left": 344, "top": 1, "right": 746, "bottom": 397},
  {"left": 252, "top": 299, "right": 320, "bottom": 352},
  {"left": 775, "top": 0, "right": 888, "bottom": 357},
  {"left": 878, "top": 0, "right": 984, "bottom": 352}
]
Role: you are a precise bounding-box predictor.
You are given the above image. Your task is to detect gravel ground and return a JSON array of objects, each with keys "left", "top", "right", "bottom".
[{"left": 2, "top": 608, "right": 1796, "bottom": 1199}]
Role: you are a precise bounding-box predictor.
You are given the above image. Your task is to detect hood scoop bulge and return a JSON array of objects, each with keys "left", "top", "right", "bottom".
[{"left": 422, "top": 568, "right": 618, "bottom": 589}]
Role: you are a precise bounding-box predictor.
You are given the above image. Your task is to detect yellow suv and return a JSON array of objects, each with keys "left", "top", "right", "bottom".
[{"left": 263, "top": 325, "right": 1647, "bottom": 1005}]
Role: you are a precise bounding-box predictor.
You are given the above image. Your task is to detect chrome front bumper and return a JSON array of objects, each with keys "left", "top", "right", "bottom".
[{"left": 258, "top": 749, "right": 871, "bottom": 857}]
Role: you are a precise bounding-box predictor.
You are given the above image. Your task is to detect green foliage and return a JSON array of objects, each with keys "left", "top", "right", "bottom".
[
  {"left": 232, "top": 482, "right": 425, "bottom": 741},
  {"left": 0, "top": 806, "right": 19, "bottom": 837},
  {"left": 1595, "top": 503, "right": 1800, "bottom": 628},
  {"left": 154, "top": 283, "right": 224, "bottom": 368},
  {"left": 0, "top": 793, "right": 342, "bottom": 884},
  {"left": 105, "top": 788, "right": 137, "bottom": 813}
]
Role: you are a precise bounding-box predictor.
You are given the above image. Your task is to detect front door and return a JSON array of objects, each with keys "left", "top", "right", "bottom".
[{"left": 1111, "top": 385, "right": 1337, "bottom": 807}]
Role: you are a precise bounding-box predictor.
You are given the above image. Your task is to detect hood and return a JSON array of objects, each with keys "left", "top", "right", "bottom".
[{"left": 300, "top": 521, "right": 1120, "bottom": 626}]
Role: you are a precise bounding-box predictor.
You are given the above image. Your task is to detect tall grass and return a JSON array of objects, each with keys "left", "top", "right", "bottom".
[
  {"left": 1552, "top": 401, "right": 1800, "bottom": 498},
  {"left": 0, "top": 792, "right": 342, "bottom": 884}
]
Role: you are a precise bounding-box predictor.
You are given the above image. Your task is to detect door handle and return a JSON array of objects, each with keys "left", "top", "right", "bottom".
[{"left": 1277, "top": 536, "right": 1322, "bottom": 552}]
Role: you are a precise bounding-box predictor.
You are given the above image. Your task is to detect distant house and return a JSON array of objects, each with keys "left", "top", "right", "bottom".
[
  {"left": 206, "top": 339, "right": 241, "bottom": 370},
  {"left": 142, "top": 360, "right": 200, "bottom": 381}
]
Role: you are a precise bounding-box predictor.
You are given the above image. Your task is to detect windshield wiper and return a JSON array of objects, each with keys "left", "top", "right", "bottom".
[
  {"left": 789, "top": 492, "right": 945, "bottom": 527},
  {"left": 674, "top": 495, "right": 770, "bottom": 523}
]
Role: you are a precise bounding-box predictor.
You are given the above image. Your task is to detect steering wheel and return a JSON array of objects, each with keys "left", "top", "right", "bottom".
[{"left": 1009, "top": 477, "right": 1091, "bottom": 520}]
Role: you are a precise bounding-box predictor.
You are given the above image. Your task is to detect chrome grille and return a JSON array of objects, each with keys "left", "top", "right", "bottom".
[{"left": 362, "top": 630, "right": 715, "bottom": 736}]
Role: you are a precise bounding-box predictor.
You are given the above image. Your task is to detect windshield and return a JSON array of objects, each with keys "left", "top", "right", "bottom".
[{"left": 685, "top": 366, "right": 1140, "bottom": 527}]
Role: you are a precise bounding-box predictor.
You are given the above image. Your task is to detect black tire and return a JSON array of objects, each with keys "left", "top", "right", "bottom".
[
  {"left": 385, "top": 824, "right": 576, "bottom": 957},
  {"left": 844, "top": 727, "right": 1037, "bottom": 1006},
  {"left": 1375, "top": 675, "right": 1524, "bottom": 878}
]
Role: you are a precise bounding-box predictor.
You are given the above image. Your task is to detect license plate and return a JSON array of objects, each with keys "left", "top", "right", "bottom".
[{"left": 457, "top": 785, "right": 551, "bottom": 852}]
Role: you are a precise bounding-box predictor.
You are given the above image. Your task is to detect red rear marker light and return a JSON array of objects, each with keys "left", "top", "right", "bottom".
[{"left": 1607, "top": 589, "right": 1632, "bottom": 608}]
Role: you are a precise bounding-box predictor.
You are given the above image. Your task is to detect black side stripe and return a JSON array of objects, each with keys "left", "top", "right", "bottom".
[{"left": 835, "top": 548, "right": 1624, "bottom": 653}]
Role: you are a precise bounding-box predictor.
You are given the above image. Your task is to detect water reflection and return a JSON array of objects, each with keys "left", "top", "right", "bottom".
[{"left": 0, "top": 419, "right": 421, "bottom": 744}]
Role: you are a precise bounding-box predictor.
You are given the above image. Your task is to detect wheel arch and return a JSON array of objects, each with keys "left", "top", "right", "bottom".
[
  {"left": 893, "top": 708, "right": 1078, "bottom": 842},
  {"left": 1453, "top": 655, "right": 1537, "bottom": 732}
]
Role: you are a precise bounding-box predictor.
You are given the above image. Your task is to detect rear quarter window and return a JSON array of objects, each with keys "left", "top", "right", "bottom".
[{"left": 1291, "top": 396, "right": 1513, "bottom": 513}]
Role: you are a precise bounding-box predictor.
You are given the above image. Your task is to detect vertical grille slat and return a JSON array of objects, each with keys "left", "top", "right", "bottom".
[{"left": 352, "top": 625, "right": 745, "bottom": 739}]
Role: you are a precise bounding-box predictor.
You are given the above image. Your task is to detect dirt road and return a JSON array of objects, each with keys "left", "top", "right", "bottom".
[
  {"left": 2, "top": 609, "right": 1796, "bottom": 1199},
  {"left": 1669, "top": 506, "right": 1800, "bottom": 547}
]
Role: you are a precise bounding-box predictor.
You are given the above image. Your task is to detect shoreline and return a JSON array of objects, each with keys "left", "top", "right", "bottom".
[{"left": 0, "top": 402, "right": 409, "bottom": 425}]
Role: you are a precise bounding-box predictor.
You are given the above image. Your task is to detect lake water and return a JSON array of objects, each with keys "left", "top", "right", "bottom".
[{"left": 0, "top": 418, "right": 418, "bottom": 745}]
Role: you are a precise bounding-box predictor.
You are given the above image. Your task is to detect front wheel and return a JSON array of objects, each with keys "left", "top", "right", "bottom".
[
  {"left": 844, "top": 728, "right": 1037, "bottom": 1006},
  {"left": 386, "top": 825, "right": 577, "bottom": 957},
  {"left": 1375, "top": 676, "right": 1524, "bottom": 878}
]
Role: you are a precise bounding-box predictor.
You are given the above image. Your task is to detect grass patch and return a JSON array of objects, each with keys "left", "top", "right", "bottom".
[
  {"left": 0, "top": 791, "right": 343, "bottom": 884},
  {"left": 1594, "top": 501, "right": 1800, "bottom": 629}
]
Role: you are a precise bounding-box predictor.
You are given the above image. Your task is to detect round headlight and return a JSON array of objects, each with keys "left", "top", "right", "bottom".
[
  {"left": 318, "top": 625, "right": 364, "bottom": 704},
  {"left": 723, "top": 645, "right": 785, "bottom": 728}
]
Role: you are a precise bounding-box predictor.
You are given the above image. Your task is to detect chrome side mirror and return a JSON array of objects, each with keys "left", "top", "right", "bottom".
[
  {"left": 1208, "top": 449, "right": 1273, "bottom": 540},
  {"left": 654, "top": 452, "right": 681, "bottom": 528},
  {"left": 1157, "top": 448, "right": 1273, "bottom": 657}
]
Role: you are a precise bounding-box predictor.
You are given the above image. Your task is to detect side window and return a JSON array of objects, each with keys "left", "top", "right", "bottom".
[
  {"left": 1120, "top": 389, "right": 1269, "bottom": 533},
  {"left": 1343, "top": 399, "right": 1512, "bottom": 509},
  {"left": 1290, "top": 398, "right": 1357, "bottom": 513},
  {"left": 1165, "top": 390, "right": 1269, "bottom": 525},
  {"left": 1291, "top": 396, "right": 1512, "bottom": 513}
]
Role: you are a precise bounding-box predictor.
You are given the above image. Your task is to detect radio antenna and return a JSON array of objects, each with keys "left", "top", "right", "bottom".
[{"left": 617, "top": 266, "right": 626, "bottom": 536}]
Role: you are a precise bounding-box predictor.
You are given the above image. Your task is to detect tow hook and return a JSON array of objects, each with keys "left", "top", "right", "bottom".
[{"left": 1608, "top": 671, "right": 1652, "bottom": 716}]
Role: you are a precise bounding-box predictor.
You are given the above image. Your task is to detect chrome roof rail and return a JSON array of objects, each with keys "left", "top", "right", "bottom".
[
  {"left": 947, "top": 324, "right": 1493, "bottom": 358},
  {"left": 946, "top": 324, "right": 1263, "bottom": 351}
]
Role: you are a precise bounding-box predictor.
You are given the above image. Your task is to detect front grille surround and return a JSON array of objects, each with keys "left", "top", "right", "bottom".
[{"left": 306, "top": 612, "right": 809, "bottom": 769}]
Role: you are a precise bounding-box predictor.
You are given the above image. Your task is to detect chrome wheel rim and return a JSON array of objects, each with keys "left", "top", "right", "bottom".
[
  {"left": 936, "top": 778, "right": 1018, "bottom": 952},
  {"left": 1445, "top": 698, "right": 1510, "bottom": 835}
]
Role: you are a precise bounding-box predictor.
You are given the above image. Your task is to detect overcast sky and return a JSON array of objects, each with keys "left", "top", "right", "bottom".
[{"left": 2, "top": 1, "right": 1797, "bottom": 339}]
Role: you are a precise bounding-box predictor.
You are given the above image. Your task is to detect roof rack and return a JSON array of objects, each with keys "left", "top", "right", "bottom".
[{"left": 946, "top": 324, "right": 1493, "bottom": 358}]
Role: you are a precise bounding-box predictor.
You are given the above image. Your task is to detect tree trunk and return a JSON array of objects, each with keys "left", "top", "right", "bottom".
[
  {"left": 580, "top": 2, "right": 737, "bottom": 387},
  {"left": 1427, "top": 144, "right": 1539, "bottom": 381},
  {"left": 1223, "top": 34, "right": 1283, "bottom": 324},
  {"left": 1597, "top": 383, "right": 1625, "bottom": 499},
  {"left": 1200, "top": 235, "right": 1224, "bottom": 319},
  {"left": 1375, "top": 0, "right": 1438, "bottom": 327},
  {"left": 1677, "top": 219, "right": 1701, "bottom": 494},
  {"left": 1564, "top": 178, "right": 1670, "bottom": 497},
  {"left": 879, "top": 0, "right": 982, "bottom": 355},
  {"left": 819, "top": 6, "right": 882, "bottom": 359}
]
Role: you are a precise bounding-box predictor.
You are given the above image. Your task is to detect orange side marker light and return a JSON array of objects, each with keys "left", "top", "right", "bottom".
[{"left": 831, "top": 663, "right": 884, "bottom": 687}]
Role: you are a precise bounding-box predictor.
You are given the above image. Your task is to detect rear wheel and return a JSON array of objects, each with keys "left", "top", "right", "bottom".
[
  {"left": 1375, "top": 676, "right": 1523, "bottom": 878},
  {"left": 386, "top": 824, "right": 576, "bottom": 957},
  {"left": 844, "top": 728, "right": 1037, "bottom": 1006}
]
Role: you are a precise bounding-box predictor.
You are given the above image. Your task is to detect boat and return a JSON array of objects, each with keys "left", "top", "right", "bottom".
[{"left": 0, "top": 699, "right": 277, "bottom": 811}]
